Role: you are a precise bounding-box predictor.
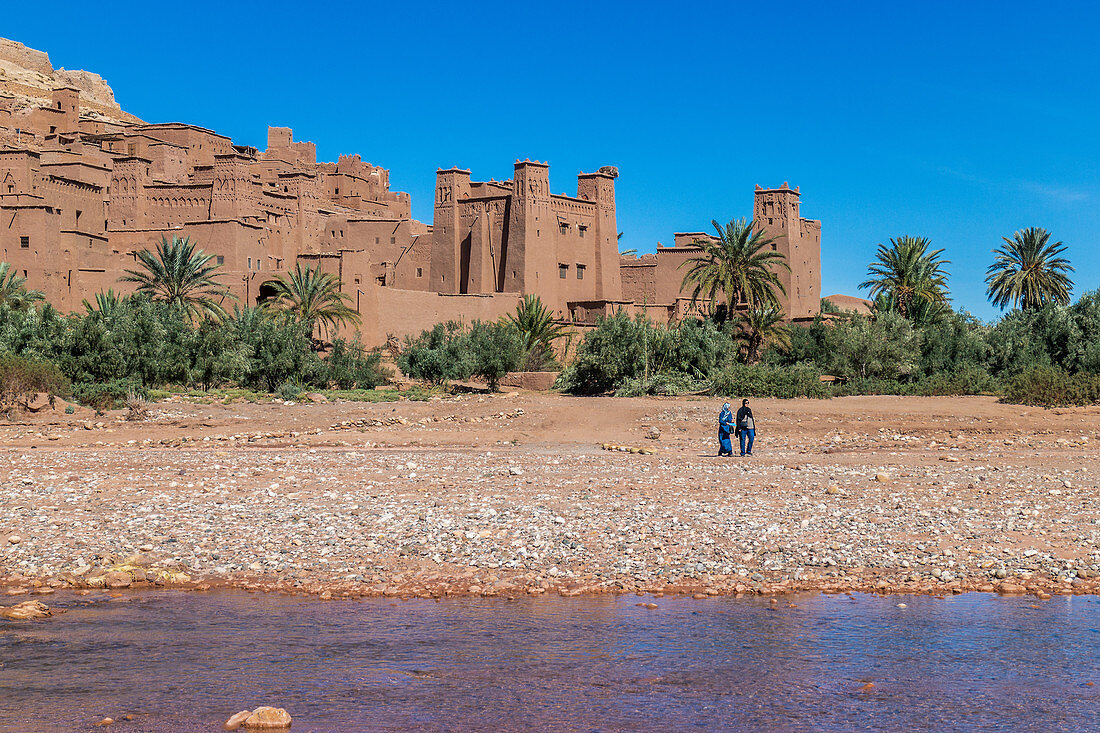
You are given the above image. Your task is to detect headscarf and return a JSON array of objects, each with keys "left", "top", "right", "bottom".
[{"left": 723, "top": 402, "right": 730, "bottom": 411}]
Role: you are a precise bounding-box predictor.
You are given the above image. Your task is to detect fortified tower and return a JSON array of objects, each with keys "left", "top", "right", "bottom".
[
  {"left": 577, "top": 166, "right": 620, "bottom": 301},
  {"left": 753, "top": 183, "right": 820, "bottom": 319},
  {"left": 428, "top": 167, "right": 471, "bottom": 293},
  {"left": 509, "top": 160, "right": 551, "bottom": 298}
]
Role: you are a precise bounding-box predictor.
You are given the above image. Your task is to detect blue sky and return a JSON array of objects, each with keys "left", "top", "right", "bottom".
[{"left": 6, "top": 1, "right": 1096, "bottom": 319}]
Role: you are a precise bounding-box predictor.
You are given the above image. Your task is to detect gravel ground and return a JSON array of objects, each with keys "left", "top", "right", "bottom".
[{"left": 2, "top": 393, "right": 1099, "bottom": 603}]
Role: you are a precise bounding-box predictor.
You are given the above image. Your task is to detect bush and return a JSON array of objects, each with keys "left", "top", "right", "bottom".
[
  {"left": 711, "top": 363, "right": 831, "bottom": 399},
  {"left": 72, "top": 378, "right": 145, "bottom": 413},
  {"left": 124, "top": 390, "right": 151, "bottom": 421},
  {"left": 465, "top": 321, "right": 523, "bottom": 392},
  {"left": 1001, "top": 365, "right": 1100, "bottom": 408},
  {"left": 322, "top": 338, "right": 391, "bottom": 389},
  {"left": 614, "top": 372, "right": 709, "bottom": 397},
  {"left": 909, "top": 365, "right": 1001, "bottom": 396},
  {"left": 397, "top": 322, "right": 472, "bottom": 386},
  {"left": 277, "top": 380, "right": 304, "bottom": 401},
  {"left": 558, "top": 312, "right": 731, "bottom": 394},
  {"left": 0, "top": 353, "right": 70, "bottom": 415}
]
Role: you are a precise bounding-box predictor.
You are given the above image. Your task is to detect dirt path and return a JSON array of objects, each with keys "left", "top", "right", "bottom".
[{"left": 2, "top": 393, "right": 1099, "bottom": 603}]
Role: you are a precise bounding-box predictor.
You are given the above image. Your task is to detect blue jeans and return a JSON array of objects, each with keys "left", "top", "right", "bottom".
[{"left": 739, "top": 428, "right": 755, "bottom": 456}]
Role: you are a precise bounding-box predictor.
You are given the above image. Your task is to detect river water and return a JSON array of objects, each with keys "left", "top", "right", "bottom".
[{"left": 1, "top": 590, "right": 1098, "bottom": 731}]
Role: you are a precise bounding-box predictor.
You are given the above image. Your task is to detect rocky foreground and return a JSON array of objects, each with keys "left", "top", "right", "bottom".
[{"left": 1, "top": 393, "right": 1099, "bottom": 603}]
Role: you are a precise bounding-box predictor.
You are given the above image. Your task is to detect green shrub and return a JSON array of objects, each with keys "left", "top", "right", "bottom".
[
  {"left": 711, "top": 363, "right": 830, "bottom": 399},
  {"left": 910, "top": 365, "right": 1001, "bottom": 396},
  {"left": 397, "top": 321, "right": 472, "bottom": 386},
  {"left": 465, "top": 321, "right": 523, "bottom": 392},
  {"left": 277, "top": 380, "right": 304, "bottom": 401},
  {"left": 72, "top": 378, "right": 145, "bottom": 412},
  {"left": 323, "top": 338, "right": 391, "bottom": 389},
  {"left": 558, "top": 312, "right": 731, "bottom": 394},
  {"left": 1001, "top": 365, "right": 1100, "bottom": 408},
  {"left": 0, "top": 353, "right": 70, "bottom": 414},
  {"left": 614, "top": 372, "right": 708, "bottom": 397}
]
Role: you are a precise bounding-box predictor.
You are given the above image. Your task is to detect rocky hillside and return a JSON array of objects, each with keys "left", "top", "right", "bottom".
[{"left": 0, "top": 38, "right": 142, "bottom": 125}]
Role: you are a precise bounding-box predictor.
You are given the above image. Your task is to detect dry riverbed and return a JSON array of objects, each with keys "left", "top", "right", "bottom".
[{"left": 2, "top": 393, "right": 1099, "bottom": 604}]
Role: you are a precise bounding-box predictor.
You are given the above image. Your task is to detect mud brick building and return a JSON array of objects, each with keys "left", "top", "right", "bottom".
[{"left": 0, "top": 38, "right": 821, "bottom": 345}]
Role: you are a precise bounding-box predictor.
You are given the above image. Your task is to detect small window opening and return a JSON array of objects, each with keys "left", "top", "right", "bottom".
[{"left": 559, "top": 264, "right": 568, "bottom": 279}]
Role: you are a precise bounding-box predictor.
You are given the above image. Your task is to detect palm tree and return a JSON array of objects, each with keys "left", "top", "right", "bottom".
[
  {"left": 121, "top": 235, "right": 233, "bottom": 320},
  {"left": 735, "top": 306, "right": 791, "bottom": 364},
  {"left": 679, "top": 218, "right": 789, "bottom": 314},
  {"left": 82, "top": 288, "right": 128, "bottom": 316},
  {"left": 985, "top": 227, "right": 1074, "bottom": 311},
  {"left": 0, "top": 263, "right": 45, "bottom": 311},
  {"left": 860, "top": 236, "right": 950, "bottom": 320},
  {"left": 261, "top": 262, "right": 360, "bottom": 343},
  {"left": 505, "top": 294, "right": 569, "bottom": 370}
]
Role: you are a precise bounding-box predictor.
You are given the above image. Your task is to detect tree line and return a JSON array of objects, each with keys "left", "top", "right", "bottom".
[
  {"left": 556, "top": 221, "right": 1096, "bottom": 406},
  {"left": 0, "top": 236, "right": 383, "bottom": 409}
]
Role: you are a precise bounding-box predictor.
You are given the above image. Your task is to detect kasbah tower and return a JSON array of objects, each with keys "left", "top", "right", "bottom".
[{"left": 0, "top": 37, "right": 822, "bottom": 346}]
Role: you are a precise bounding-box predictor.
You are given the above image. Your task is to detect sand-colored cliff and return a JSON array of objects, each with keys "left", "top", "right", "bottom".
[{"left": 0, "top": 38, "right": 142, "bottom": 125}]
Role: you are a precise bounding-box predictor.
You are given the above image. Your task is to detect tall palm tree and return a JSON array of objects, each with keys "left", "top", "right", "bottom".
[
  {"left": 860, "top": 236, "right": 950, "bottom": 320},
  {"left": 0, "top": 262, "right": 45, "bottom": 311},
  {"left": 735, "top": 306, "right": 791, "bottom": 364},
  {"left": 505, "top": 294, "right": 569, "bottom": 370},
  {"left": 679, "top": 218, "right": 789, "bottom": 314},
  {"left": 82, "top": 288, "right": 128, "bottom": 316},
  {"left": 121, "top": 235, "right": 233, "bottom": 320},
  {"left": 985, "top": 227, "right": 1073, "bottom": 311},
  {"left": 261, "top": 262, "right": 360, "bottom": 342}
]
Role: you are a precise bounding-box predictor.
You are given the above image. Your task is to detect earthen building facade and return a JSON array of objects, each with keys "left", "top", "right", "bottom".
[{"left": 0, "top": 38, "right": 822, "bottom": 346}]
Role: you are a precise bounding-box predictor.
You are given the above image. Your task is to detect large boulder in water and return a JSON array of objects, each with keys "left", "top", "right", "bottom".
[{"left": 243, "top": 706, "right": 292, "bottom": 729}]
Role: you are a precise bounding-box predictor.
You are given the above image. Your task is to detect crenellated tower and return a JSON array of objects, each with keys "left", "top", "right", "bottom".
[{"left": 753, "top": 182, "right": 820, "bottom": 319}]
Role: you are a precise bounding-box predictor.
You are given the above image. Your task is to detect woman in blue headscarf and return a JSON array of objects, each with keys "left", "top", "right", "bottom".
[{"left": 717, "top": 402, "right": 734, "bottom": 456}]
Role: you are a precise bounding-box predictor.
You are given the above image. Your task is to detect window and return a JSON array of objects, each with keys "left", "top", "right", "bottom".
[
  {"left": 416, "top": 267, "right": 423, "bottom": 277},
  {"left": 559, "top": 264, "right": 568, "bottom": 279},
  {"left": 578, "top": 225, "right": 587, "bottom": 238},
  {"left": 247, "top": 257, "right": 252, "bottom": 269},
  {"left": 375, "top": 237, "right": 380, "bottom": 244},
  {"left": 577, "top": 264, "right": 585, "bottom": 280},
  {"left": 390, "top": 237, "right": 396, "bottom": 244},
  {"left": 559, "top": 222, "right": 569, "bottom": 235},
  {"left": 334, "top": 188, "right": 339, "bottom": 195},
  {"left": 76, "top": 210, "right": 82, "bottom": 225},
  {"left": 20, "top": 236, "right": 29, "bottom": 249}
]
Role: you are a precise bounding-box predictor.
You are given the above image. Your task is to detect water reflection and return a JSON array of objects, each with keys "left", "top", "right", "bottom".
[{"left": 1, "top": 591, "right": 1098, "bottom": 731}]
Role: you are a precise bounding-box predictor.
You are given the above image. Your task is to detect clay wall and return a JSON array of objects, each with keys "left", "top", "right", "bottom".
[{"left": 358, "top": 286, "right": 521, "bottom": 347}]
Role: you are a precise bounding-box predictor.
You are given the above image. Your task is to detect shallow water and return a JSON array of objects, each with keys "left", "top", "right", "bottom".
[{"left": 1, "top": 591, "right": 1098, "bottom": 732}]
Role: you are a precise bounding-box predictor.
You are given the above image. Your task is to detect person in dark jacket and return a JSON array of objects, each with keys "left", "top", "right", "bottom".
[
  {"left": 736, "top": 399, "right": 755, "bottom": 456},
  {"left": 717, "top": 402, "right": 734, "bottom": 456}
]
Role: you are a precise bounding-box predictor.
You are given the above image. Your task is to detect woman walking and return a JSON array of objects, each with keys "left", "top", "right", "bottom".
[
  {"left": 717, "top": 402, "right": 735, "bottom": 457},
  {"left": 736, "top": 399, "right": 755, "bottom": 457}
]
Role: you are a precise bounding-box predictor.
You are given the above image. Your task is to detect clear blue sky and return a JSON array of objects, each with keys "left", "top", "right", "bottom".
[{"left": 7, "top": 1, "right": 1097, "bottom": 319}]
